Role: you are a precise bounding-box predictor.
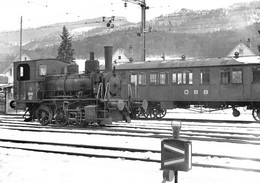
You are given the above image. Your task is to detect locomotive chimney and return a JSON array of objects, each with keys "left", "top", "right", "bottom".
[
  {"left": 104, "top": 46, "right": 113, "bottom": 72},
  {"left": 85, "top": 51, "right": 99, "bottom": 73}
]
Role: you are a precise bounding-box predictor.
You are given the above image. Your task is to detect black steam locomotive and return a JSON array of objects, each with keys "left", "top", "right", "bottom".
[{"left": 11, "top": 46, "right": 147, "bottom": 126}]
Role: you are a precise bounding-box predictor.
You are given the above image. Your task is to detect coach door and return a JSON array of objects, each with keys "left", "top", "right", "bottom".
[
  {"left": 129, "top": 73, "right": 138, "bottom": 99},
  {"left": 243, "top": 67, "right": 251, "bottom": 100},
  {"left": 128, "top": 72, "right": 147, "bottom": 100},
  {"left": 0, "top": 89, "right": 5, "bottom": 113}
]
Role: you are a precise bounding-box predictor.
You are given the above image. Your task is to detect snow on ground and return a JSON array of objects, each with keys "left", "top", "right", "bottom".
[
  {"left": 165, "top": 107, "right": 255, "bottom": 121},
  {"left": 1, "top": 147, "right": 260, "bottom": 183},
  {"left": 0, "top": 128, "right": 260, "bottom": 160},
  {"left": 1, "top": 110, "right": 260, "bottom": 183},
  {"left": 71, "top": 26, "right": 99, "bottom": 35}
]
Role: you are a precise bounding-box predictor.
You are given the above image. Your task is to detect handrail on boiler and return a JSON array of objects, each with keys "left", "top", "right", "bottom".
[
  {"left": 96, "top": 83, "right": 103, "bottom": 99},
  {"left": 104, "top": 83, "right": 110, "bottom": 100}
]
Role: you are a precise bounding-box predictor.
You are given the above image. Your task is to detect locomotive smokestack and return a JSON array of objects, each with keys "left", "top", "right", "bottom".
[
  {"left": 104, "top": 46, "right": 113, "bottom": 72},
  {"left": 85, "top": 52, "right": 99, "bottom": 73}
]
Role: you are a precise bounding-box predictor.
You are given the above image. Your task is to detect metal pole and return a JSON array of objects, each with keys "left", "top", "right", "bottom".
[
  {"left": 141, "top": 0, "right": 146, "bottom": 61},
  {"left": 172, "top": 121, "right": 181, "bottom": 183},
  {"left": 123, "top": 1, "right": 147, "bottom": 61},
  {"left": 20, "top": 16, "right": 22, "bottom": 61}
]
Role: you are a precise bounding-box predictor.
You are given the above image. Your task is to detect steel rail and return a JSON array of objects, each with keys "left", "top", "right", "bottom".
[{"left": 0, "top": 138, "right": 260, "bottom": 172}]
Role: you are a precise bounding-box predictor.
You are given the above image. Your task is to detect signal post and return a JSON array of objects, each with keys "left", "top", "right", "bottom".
[{"left": 161, "top": 122, "right": 192, "bottom": 183}]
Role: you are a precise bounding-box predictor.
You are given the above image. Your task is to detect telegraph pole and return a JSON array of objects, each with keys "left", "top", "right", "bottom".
[
  {"left": 124, "top": 0, "right": 148, "bottom": 61},
  {"left": 20, "top": 16, "right": 22, "bottom": 61},
  {"left": 141, "top": 0, "right": 146, "bottom": 61}
]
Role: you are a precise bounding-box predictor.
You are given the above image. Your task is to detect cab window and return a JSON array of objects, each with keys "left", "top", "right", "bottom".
[
  {"left": 39, "top": 65, "right": 47, "bottom": 76},
  {"left": 17, "top": 64, "right": 30, "bottom": 81}
]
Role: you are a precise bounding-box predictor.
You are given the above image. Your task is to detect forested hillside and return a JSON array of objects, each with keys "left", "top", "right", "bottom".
[{"left": 1, "top": 1, "right": 260, "bottom": 73}]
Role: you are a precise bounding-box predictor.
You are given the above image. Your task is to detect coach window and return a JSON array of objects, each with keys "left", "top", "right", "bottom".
[
  {"left": 200, "top": 68, "right": 210, "bottom": 84},
  {"left": 220, "top": 68, "right": 230, "bottom": 84},
  {"left": 172, "top": 71, "right": 177, "bottom": 84},
  {"left": 138, "top": 72, "right": 146, "bottom": 85},
  {"left": 39, "top": 65, "right": 47, "bottom": 76},
  {"left": 253, "top": 66, "right": 260, "bottom": 82},
  {"left": 159, "top": 72, "right": 168, "bottom": 85},
  {"left": 187, "top": 70, "right": 193, "bottom": 84},
  {"left": 17, "top": 64, "right": 30, "bottom": 81},
  {"left": 178, "top": 70, "right": 193, "bottom": 85},
  {"left": 150, "top": 73, "right": 157, "bottom": 85},
  {"left": 231, "top": 68, "right": 243, "bottom": 84},
  {"left": 177, "top": 72, "right": 182, "bottom": 84},
  {"left": 130, "top": 73, "right": 137, "bottom": 85}
]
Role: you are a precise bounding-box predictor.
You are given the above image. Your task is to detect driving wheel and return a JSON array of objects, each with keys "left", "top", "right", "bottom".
[{"left": 37, "top": 105, "right": 52, "bottom": 126}]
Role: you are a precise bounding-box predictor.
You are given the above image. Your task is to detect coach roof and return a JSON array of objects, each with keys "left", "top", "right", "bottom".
[{"left": 115, "top": 57, "right": 260, "bottom": 70}]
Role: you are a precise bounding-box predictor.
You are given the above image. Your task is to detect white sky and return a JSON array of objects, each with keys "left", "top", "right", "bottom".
[{"left": 0, "top": 0, "right": 256, "bottom": 32}]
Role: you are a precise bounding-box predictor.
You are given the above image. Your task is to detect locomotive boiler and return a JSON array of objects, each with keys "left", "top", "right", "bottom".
[{"left": 11, "top": 46, "right": 147, "bottom": 126}]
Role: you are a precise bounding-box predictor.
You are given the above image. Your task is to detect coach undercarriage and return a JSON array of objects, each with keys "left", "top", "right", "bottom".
[{"left": 134, "top": 101, "right": 260, "bottom": 122}]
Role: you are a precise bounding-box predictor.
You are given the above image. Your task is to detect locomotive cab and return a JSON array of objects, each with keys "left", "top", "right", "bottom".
[{"left": 13, "top": 59, "right": 69, "bottom": 110}]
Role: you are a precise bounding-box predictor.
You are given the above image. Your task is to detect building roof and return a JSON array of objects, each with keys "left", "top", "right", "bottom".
[
  {"left": 13, "top": 49, "right": 50, "bottom": 62},
  {"left": 113, "top": 47, "right": 139, "bottom": 62},
  {"left": 1, "top": 49, "right": 55, "bottom": 74},
  {"left": 226, "top": 41, "right": 257, "bottom": 57}
]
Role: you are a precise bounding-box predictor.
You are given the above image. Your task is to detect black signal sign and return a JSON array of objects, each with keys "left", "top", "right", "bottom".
[{"left": 161, "top": 139, "right": 192, "bottom": 171}]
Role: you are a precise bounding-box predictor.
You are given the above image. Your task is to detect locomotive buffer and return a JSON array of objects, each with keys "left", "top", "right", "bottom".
[{"left": 161, "top": 122, "right": 192, "bottom": 183}]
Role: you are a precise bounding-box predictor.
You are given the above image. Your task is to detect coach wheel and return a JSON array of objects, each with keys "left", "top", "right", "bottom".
[
  {"left": 156, "top": 109, "right": 167, "bottom": 119},
  {"left": 150, "top": 109, "right": 158, "bottom": 119},
  {"left": 252, "top": 109, "right": 260, "bottom": 121},
  {"left": 55, "top": 106, "right": 68, "bottom": 126},
  {"left": 161, "top": 109, "right": 167, "bottom": 118},
  {"left": 143, "top": 108, "right": 157, "bottom": 119},
  {"left": 37, "top": 105, "right": 52, "bottom": 126},
  {"left": 143, "top": 109, "right": 150, "bottom": 118}
]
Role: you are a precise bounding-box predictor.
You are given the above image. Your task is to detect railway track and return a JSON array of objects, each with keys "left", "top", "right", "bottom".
[
  {"left": 0, "top": 137, "right": 260, "bottom": 172},
  {"left": 1, "top": 114, "right": 260, "bottom": 172},
  {"left": 1, "top": 115, "right": 260, "bottom": 145}
]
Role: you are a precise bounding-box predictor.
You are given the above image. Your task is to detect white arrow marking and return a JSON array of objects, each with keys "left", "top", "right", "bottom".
[
  {"left": 164, "top": 158, "right": 185, "bottom": 166},
  {"left": 164, "top": 144, "right": 184, "bottom": 154}
]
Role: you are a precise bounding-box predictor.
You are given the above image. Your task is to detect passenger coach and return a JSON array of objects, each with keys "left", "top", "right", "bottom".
[{"left": 115, "top": 57, "right": 260, "bottom": 121}]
